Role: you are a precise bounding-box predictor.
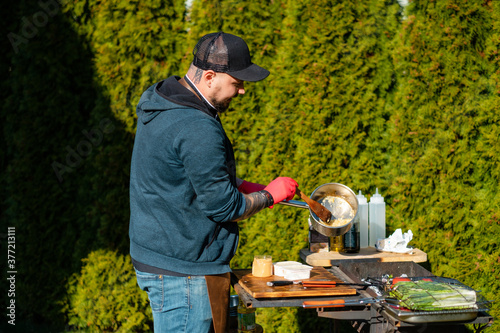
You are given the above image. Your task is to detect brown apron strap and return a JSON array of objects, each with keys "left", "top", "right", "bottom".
[{"left": 205, "top": 272, "right": 231, "bottom": 333}]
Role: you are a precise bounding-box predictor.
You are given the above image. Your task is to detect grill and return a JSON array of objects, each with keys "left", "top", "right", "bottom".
[
  {"left": 232, "top": 254, "right": 494, "bottom": 332},
  {"left": 326, "top": 262, "right": 493, "bottom": 331}
]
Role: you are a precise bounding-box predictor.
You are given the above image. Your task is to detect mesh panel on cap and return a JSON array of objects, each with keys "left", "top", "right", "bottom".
[{"left": 193, "top": 32, "right": 230, "bottom": 72}]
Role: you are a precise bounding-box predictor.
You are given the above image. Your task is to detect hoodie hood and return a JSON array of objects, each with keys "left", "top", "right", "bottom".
[{"left": 136, "top": 76, "right": 214, "bottom": 124}]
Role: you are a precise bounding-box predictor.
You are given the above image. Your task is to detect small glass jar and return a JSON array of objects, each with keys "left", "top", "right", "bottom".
[
  {"left": 252, "top": 255, "right": 273, "bottom": 277},
  {"left": 329, "top": 236, "right": 344, "bottom": 252}
]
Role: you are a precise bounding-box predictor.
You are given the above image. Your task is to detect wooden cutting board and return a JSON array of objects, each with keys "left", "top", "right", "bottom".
[
  {"left": 237, "top": 266, "right": 357, "bottom": 298},
  {"left": 300, "top": 247, "right": 428, "bottom": 267}
]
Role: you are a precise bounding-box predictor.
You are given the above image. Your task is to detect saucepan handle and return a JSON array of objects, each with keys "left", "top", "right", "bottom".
[{"left": 278, "top": 199, "right": 308, "bottom": 209}]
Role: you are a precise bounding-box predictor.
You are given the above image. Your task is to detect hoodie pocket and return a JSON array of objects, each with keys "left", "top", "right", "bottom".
[
  {"left": 202, "top": 223, "right": 238, "bottom": 263},
  {"left": 203, "top": 224, "right": 223, "bottom": 261}
]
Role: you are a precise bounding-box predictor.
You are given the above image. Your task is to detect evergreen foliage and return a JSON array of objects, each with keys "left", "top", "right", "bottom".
[
  {"left": 388, "top": 0, "right": 500, "bottom": 328},
  {"left": 1, "top": 0, "right": 499, "bottom": 332},
  {"left": 65, "top": 250, "right": 152, "bottom": 332},
  {"left": 3, "top": 1, "right": 109, "bottom": 328},
  {"left": 67, "top": 0, "right": 188, "bottom": 133}
]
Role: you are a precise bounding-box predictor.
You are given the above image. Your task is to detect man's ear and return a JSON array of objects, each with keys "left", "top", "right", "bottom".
[{"left": 204, "top": 70, "right": 216, "bottom": 88}]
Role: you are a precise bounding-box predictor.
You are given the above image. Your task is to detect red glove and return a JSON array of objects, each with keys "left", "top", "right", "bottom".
[
  {"left": 264, "top": 177, "right": 298, "bottom": 205},
  {"left": 238, "top": 180, "right": 266, "bottom": 194}
]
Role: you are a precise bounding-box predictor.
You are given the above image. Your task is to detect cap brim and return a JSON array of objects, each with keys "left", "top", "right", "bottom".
[{"left": 227, "top": 63, "right": 270, "bottom": 82}]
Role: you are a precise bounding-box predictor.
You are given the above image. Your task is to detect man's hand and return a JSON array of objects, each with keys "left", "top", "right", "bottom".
[
  {"left": 264, "top": 177, "right": 298, "bottom": 205},
  {"left": 233, "top": 177, "right": 298, "bottom": 221}
]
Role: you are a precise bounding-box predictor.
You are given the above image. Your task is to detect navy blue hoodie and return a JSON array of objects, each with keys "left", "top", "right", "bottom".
[{"left": 129, "top": 76, "right": 246, "bottom": 275}]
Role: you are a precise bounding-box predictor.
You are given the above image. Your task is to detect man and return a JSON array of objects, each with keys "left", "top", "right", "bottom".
[{"left": 129, "top": 32, "right": 298, "bottom": 332}]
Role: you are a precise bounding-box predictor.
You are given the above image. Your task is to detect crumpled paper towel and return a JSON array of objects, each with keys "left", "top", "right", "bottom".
[{"left": 375, "top": 229, "right": 414, "bottom": 254}]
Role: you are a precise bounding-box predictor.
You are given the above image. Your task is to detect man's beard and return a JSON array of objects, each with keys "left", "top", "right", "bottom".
[{"left": 211, "top": 97, "right": 232, "bottom": 113}]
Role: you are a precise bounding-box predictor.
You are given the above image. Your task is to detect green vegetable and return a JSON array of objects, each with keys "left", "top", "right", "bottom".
[{"left": 390, "top": 280, "right": 477, "bottom": 311}]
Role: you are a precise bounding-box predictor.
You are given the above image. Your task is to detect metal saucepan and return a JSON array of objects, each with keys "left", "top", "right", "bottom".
[{"left": 279, "top": 183, "right": 359, "bottom": 237}]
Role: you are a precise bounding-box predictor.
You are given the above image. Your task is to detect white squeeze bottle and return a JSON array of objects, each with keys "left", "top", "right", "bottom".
[
  {"left": 356, "top": 191, "right": 369, "bottom": 248},
  {"left": 369, "top": 188, "right": 386, "bottom": 247}
]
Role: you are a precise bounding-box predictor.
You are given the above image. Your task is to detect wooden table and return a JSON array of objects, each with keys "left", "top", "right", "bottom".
[{"left": 300, "top": 246, "right": 428, "bottom": 267}]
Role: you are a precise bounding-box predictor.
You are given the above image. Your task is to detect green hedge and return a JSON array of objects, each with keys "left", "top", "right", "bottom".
[
  {"left": 387, "top": 1, "right": 500, "bottom": 329},
  {"left": 2, "top": 0, "right": 499, "bottom": 332},
  {"left": 65, "top": 250, "right": 151, "bottom": 332}
]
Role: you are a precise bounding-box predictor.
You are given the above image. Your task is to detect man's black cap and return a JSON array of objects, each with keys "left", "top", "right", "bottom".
[{"left": 193, "top": 32, "right": 270, "bottom": 82}]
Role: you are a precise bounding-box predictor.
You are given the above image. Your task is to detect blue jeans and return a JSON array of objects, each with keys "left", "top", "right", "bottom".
[{"left": 135, "top": 269, "right": 212, "bottom": 333}]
